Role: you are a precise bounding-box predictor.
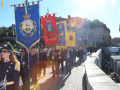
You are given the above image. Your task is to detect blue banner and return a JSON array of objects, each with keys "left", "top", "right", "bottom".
[
  {"left": 84, "top": 40, "right": 87, "bottom": 46},
  {"left": 75, "top": 34, "right": 79, "bottom": 45},
  {"left": 80, "top": 36, "right": 84, "bottom": 46},
  {"left": 56, "top": 21, "right": 66, "bottom": 46},
  {"left": 15, "top": 4, "right": 40, "bottom": 49},
  {"left": 92, "top": 40, "right": 95, "bottom": 46}
]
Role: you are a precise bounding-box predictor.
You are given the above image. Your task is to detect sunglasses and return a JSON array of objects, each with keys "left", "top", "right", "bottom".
[{"left": 1, "top": 50, "right": 9, "bottom": 53}]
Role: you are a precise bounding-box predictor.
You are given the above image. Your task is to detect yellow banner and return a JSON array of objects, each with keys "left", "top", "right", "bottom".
[{"left": 66, "top": 32, "right": 76, "bottom": 46}]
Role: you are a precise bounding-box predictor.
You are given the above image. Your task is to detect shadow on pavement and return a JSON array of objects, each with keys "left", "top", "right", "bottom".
[
  {"left": 31, "top": 73, "right": 70, "bottom": 90},
  {"left": 82, "top": 74, "right": 87, "bottom": 90}
]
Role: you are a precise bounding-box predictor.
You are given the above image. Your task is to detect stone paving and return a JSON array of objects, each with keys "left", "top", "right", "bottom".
[{"left": 19, "top": 57, "right": 86, "bottom": 90}]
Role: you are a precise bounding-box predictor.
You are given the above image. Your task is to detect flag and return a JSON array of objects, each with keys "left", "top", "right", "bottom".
[
  {"left": 75, "top": 34, "right": 79, "bottom": 45},
  {"left": 56, "top": 21, "right": 67, "bottom": 46},
  {"left": 15, "top": 3, "right": 40, "bottom": 49},
  {"left": 66, "top": 32, "right": 75, "bottom": 46},
  {"left": 1, "top": 0, "right": 4, "bottom": 9},
  {"left": 25, "top": 0, "right": 28, "bottom": 14},
  {"left": 79, "top": 36, "right": 84, "bottom": 46},
  {"left": 41, "top": 13, "right": 58, "bottom": 45},
  {"left": 84, "top": 40, "right": 87, "bottom": 46}
]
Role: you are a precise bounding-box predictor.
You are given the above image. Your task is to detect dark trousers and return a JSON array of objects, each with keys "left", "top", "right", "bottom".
[
  {"left": 58, "top": 60, "right": 64, "bottom": 73},
  {"left": 66, "top": 58, "right": 71, "bottom": 73},
  {"left": 25, "top": 68, "right": 38, "bottom": 90},
  {"left": 20, "top": 69, "right": 25, "bottom": 90},
  {"left": 79, "top": 55, "right": 82, "bottom": 64},
  {"left": 39, "top": 61, "right": 46, "bottom": 75},
  {"left": 52, "top": 60, "right": 59, "bottom": 76}
]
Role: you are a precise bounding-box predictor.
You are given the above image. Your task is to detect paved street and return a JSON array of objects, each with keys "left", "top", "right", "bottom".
[{"left": 19, "top": 57, "right": 85, "bottom": 90}]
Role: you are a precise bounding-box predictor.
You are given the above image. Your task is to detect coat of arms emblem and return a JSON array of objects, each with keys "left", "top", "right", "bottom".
[{"left": 19, "top": 14, "right": 37, "bottom": 39}]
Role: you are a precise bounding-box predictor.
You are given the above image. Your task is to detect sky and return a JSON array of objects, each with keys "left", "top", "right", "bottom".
[{"left": 0, "top": 0, "right": 120, "bottom": 38}]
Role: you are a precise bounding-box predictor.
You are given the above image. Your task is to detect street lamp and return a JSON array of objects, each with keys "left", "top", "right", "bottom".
[{"left": 87, "top": 21, "right": 90, "bottom": 47}]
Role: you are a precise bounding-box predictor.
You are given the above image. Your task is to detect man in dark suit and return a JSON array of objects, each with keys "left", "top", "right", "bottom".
[
  {"left": 16, "top": 48, "right": 26, "bottom": 90},
  {"left": 49, "top": 45, "right": 59, "bottom": 77},
  {"left": 22, "top": 47, "right": 39, "bottom": 90},
  {"left": 58, "top": 48, "right": 64, "bottom": 73},
  {"left": 65, "top": 46, "right": 72, "bottom": 74},
  {"left": 38, "top": 48, "right": 47, "bottom": 77}
]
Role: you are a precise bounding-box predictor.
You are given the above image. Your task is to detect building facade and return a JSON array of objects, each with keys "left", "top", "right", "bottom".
[{"left": 111, "top": 37, "right": 120, "bottom": 47}]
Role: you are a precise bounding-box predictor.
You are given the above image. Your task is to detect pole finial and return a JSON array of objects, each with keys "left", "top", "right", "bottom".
[{"left": 1, "top": 0, "right": 4, "bottom": 9}]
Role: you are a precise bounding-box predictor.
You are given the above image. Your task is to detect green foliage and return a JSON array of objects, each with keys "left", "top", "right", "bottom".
[{"left": 25, "top": 28, "right": 31, "bottom": 31}]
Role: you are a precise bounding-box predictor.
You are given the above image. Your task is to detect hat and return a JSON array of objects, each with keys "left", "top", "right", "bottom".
[{"left": 2, "top": 43, "right": 13, "bottom": 52}]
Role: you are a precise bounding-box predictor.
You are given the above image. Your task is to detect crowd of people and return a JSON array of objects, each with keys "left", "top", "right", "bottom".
[{"left": 0, "top": 42, "right": 99, "bottom": 90}]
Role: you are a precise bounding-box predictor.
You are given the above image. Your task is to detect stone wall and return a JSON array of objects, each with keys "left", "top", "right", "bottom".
[{"left": 85, "top": 49, "right": 120, "bottom": 90}]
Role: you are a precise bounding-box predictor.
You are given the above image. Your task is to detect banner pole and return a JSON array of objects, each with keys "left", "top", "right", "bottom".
[{"left": 28, "top": 51, "right": 29, "bottom": 68}]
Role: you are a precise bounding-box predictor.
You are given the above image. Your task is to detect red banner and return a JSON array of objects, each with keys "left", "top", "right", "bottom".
[{"left": 41, "top": 13, "right": 58, "bottom": 45}]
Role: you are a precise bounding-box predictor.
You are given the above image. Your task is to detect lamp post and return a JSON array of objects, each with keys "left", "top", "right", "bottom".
[
  {"left": 87, "top": 20, "right": 90, "bottom": 47},
  {"left": 95, "top": 25, "right": 98, "bottom": 47}
]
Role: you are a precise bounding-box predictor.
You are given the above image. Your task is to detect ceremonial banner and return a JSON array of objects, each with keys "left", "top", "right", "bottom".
[
  {"left": 56, "top": 21, "right": 66, "bottom": 46},
  {"left": 92, "top": 40, "right": 95, "bottom": 46},
  {"left": 79, "top": 36, "right": 84, "bottom": 46},
  {"left": 75, "top": 34, "right": 79, "bottom": 45},
  {"left": 66, "top": 32, "right": 75, "bottom": 46},
  {"left": 84, "top": 40, "right": 87, "bottom": 46},
  {"left": 15, "top": 3, "right": 40, "bottom": 49},
  {"left": 41, "top": 13, "right": 58, "bottom": 45}
]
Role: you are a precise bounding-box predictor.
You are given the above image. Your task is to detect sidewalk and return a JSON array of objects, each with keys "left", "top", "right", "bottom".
[{"left": 19, "top": 57, "right": 85, "bottom": 90}]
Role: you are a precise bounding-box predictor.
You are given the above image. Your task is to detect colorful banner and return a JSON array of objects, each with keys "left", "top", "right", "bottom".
[
  {"left": 15, "top": 3, "right": 40, "bottom": 49},
  {"left": 56, "top": 21, "right": 66, "bottom": 46},
  {"left": 92, "top": 40, "right": 95, "bottom": 46},
  {"left": 79, "top": 36, "right": 84, "bottom": 46},
  {"left": 66, "top": 32, "right": 75, "bottom": 46},
  {"left": 84, "top": 40, "right": 87, "bottom": 46},
  {"left": 41, "top": 13, "right": 58, "bottom": 45},
  {"left": 75, "top": 34, "right": 79, "bottom": 45}
]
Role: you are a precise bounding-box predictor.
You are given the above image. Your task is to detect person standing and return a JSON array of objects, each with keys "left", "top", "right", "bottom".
[
  {"left": 65, "top": 46, "right": 72, "bottom": 74},
  {"left": 0, "top": 43, "right": 20, "bottom": 90},
  {"left": 78, "top": 47, "right": 83, "bottom": 64},
  {"left": 58, "top": 48, "right": 64, "bottom": 73},
  {"left": 16, "top": 48, "right": 26, "bottom": 90},
  {"left": 49, "top": 46, "right": 59, "bottom": 77},
  {"left": 22, "top": 47, "right": 39, "bottom": 90},
  {"left": 82, "top": 46, "right": 88, "bottom": 61},
  {"left": 38, "top": 48, "right": 47, "bottom": 77}
]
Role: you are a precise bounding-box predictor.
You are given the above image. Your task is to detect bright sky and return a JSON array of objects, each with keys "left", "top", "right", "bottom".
[{"left": 0, "top": 0, "right": 120, "bottom": 38}]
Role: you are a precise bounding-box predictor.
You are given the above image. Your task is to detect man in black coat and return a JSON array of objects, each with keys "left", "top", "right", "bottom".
[
  {"left": 22, "top": 47, "right": 39, "bottom": 90},
  {"left": 16, "top": 48, "right": 26, "bottom": 90},
  {"left": 38, "top": 48, "right": 47, "bottom": 77},
  {"left": 49, "top": 46, "right": 59, "bottom": 77},
  {"left": 58, "top": 48, "right": 64, "bottom": 73}
]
